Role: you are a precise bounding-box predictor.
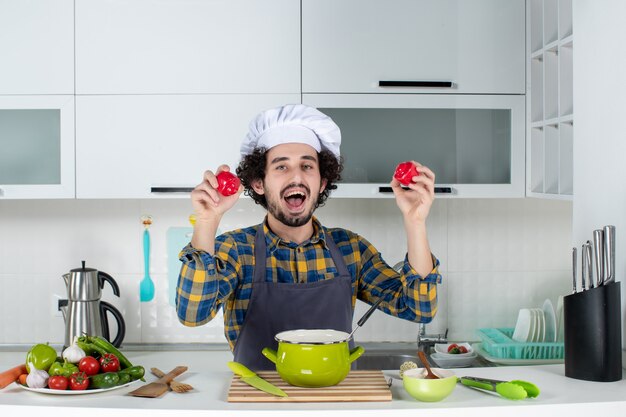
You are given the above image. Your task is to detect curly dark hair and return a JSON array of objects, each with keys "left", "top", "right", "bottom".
[{"left": 236, "top": 147, "right": 343, "bottom": 210}]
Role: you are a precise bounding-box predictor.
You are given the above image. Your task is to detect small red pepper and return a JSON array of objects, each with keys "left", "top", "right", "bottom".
[
  {"left": 216, "top": 171, "right": 241, "bottom": 196},
  {"left": 393, "top": 161, "right": 419, "bottom": 185}
]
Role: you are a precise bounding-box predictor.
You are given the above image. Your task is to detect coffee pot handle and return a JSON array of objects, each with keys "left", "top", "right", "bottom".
[
  {"left": 100, "top": 301, "right": 126, "bottom": 348},
  {"left": 99, "top": 272, "right": 121, "bottom": 297}
]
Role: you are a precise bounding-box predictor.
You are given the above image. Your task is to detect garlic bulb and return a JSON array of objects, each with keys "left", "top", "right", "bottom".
[
  {"left": 26, "top": 362, "right": 49, "bottom": 389},
  {"left": 62, "top": 337, "right": 86, "bottom": 364}
]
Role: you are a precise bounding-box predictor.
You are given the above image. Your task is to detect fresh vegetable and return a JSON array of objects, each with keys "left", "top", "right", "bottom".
[
  {"left": 18, "top": 374, "right": 28, "bottom": 386},
  {"left": 0, "top": 364, "right": 28, "bottom": 389},
  {"left": 216, "top": 171, "right": 241, "bottom": 196},
  {"left": 99, "top": 353, "right": 120, "bottom": 373},
  {"left": 117, "top": 365, "right": 145, "bottom": 382},
  {"left": 48, "top": 375, "right": 69, "bottom": 390},
  {"left": 25, "top": 362, "right": 49, "bottom": 388},
  {"left": 78, "top": 356, "right": 100, "bottom": 376},
  {"left": 69, "top": 371, "right": 90, "bottom": 390},
  {"left": 48, "top": 360, "right": 79, "bottom": 378},
  {"left": 458, "top": 346, "right": 468, "bottom": 354},
  {"left": 446, "top": 343, "right": 458, "bottom": 352},
  {"left": 76, "top": 337, "right": 108, "bottom": 358},
  {"left": 116, "top": 372, "right": 131, "bottom": 386},
  {"left": 62, "top": 338, "right": 86, "bottom": 364},
  {"left": 89, "top": 336, "right": 133, "bottom": 369},
  {"left": 393, "top": 161, "right": 419, "bottom": 185},
  {"left": 25, "top": 343, "right": 58, "bottom": 372},
  {"left": 90, "top": 372, "right": 119, "bottom": 389},
  {"left": 446, "top": 343, "right": 469, "bottom": 354}
]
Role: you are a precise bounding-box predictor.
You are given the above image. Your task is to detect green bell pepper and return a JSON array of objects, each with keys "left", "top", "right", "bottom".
[
  {"left": 48, "top": 360, "right": 79, "bottom": 378},
  {"left": 25, "top": 343, "right": 58, "bottom": 372}
]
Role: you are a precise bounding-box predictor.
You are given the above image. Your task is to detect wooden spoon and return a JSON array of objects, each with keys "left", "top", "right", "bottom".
[{"left": 418, "top": 351, "right": 439, "bottom": 380}]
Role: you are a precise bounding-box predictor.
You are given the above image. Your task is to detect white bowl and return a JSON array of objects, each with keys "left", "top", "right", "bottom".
[
  {"left": 431, "top": 352, "right": 477, "bottom": 368},
  {"left": 434, "top": 342, "right": 474, "bottom": 357}
]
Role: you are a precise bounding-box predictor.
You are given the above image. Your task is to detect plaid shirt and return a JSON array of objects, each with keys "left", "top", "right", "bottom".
[{"left": 176, "top": 216, "right": 442, "bottom": 350}]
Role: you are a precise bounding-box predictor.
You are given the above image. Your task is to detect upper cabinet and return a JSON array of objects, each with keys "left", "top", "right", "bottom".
[
  {"left": 0, "top": 96, "right": 75, "bottom": 199},
  {"left": 75, "top": 0, "right": 300, "bottom": 94},
  {"left": 302, "top": 0, "right": 526, "bottom": 95},
  {"left": 0, "top": 0, "right": 74, "bottom": 94},
  {"left": 527, "top": 0, "right": 573, "bottom": 199}
]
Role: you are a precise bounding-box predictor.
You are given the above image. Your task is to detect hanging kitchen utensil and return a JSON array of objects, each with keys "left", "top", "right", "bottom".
[
  {"left": 128, "top": 366, "right": 187, "bottom": 398},
  {"left": 227, "top": 361, "right": 288, "bottom": 397},
  {"left": 603, "top": 225, "right": 616, "bottom": 284},
  {"left": 459, "top": 376, "right": 540, "bottom": 400},
  {"left": 140, "top": 215, "right": 155, "bottom": 302}
]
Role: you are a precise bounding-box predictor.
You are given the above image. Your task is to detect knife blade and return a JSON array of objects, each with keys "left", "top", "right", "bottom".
[
  {"left": 227, "top": 361, "right": 288, "bottom": 397},
  {"left": 603, "top": 225, "right": 616, "bottom": 284},
  {"left": 593, "top": 229, "right": 605, "bottom": 287}
]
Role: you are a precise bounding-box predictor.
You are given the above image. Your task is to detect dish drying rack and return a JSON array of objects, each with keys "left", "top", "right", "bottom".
[{"left": 476, "top": 328, "right": 564, "bottom": 360}]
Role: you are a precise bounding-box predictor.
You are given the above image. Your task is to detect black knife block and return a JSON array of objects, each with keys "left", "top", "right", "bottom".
[{"left": 563, "top": 281, "right": 622, "bottom": 382}]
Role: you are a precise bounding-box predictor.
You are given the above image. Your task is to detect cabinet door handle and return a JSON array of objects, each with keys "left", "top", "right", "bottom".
[
  {"left": 378, "top": 186, "right": 453, "bottom": 194},
  {"left": 378, "top": 80, "right": 454, "bottom": 88},
  {"left": 151, "top": 187, "right": 194, "bottom": 193}
]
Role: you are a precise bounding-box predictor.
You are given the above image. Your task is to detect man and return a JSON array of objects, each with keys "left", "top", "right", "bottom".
[{"left": 176, "top": 104, "right": 442, "bottom": 370}]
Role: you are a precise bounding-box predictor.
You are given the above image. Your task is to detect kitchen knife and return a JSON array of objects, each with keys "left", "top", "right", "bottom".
[
  {"left": 581, "top": 243, "right": 588, "bottom": 291},
  {"left": 603, "top": 225, "right": 616, "bottom": 284},
  {"left": 572, "top": 247, "right": 577, "bottom": 293},
  {"left": 227, "top": 361, "right": 288, "bottom": 398},
  {"left": 593, "top": 229, "right": 605, "bottom": 287},
  {"left": 585, "top": 241, "right": 594, "bottom": 290}
]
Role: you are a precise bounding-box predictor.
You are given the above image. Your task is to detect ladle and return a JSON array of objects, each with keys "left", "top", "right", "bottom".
[
  {"left": 418, "top": 350, "right": 440, "bottom": 379},
  {"left": 346, "top": 297, "right": 384, "bottom": 340}
]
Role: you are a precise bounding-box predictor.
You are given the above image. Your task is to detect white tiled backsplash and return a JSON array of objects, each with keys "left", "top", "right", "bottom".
[{"left": 0, "top": 197, "right": 572, "bottom": 345}]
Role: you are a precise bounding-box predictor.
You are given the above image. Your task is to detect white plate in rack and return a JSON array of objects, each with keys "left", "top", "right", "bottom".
[
  {"left": 543, "top": 298, "right": 557, "bottom": 343},
  {"left": 472, "top": 343, "right": 564, "bottom": 365}
]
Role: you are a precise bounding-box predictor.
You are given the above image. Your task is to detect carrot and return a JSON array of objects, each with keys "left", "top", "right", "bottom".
[
  {"left": 18, "top": 374, "right": 28, "bottom": 386},
  {"left": 0, "top": 364, "right": 28, "bottom": 389}
]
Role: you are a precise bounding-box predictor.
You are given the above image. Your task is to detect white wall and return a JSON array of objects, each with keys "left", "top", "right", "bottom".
[
  {"left": 573, "top": 1, "right": 626, "bottom": 350},
  {"left": 0, "top": 197, "right": 571, "bottom": 346}
]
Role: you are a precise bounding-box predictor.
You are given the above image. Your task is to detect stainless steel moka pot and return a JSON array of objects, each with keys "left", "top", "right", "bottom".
[{"left": 58, "top": 261, "right": 126, "bottom": 349}]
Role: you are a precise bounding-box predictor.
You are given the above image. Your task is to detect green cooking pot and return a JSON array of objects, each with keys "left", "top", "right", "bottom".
[{"left": 261, "top": 329, "right": 364, "bottom": 388}]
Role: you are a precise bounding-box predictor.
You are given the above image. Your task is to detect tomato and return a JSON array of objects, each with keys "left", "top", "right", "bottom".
[
  {"left": 216, "top": 171, "right": 241, "bottom": 196},
  {"left": 447, "top": 343, "right": 459, "bottom": 353},
  {"left": 78, "top": 356, "right": 100, "bottom": 376},
  {"left": 393, "top": 161, "right": 420, "bottom": 185},
  {"left": 458, "top": 346, "right": 469, "bottom": 354},
  {"left": 69, "top": 371, "right": 89, "bottom": 390},
  {"left": 99, "top": 353, "right": 120, "bottom": 373},
  {"left": 48, "top": 375, "right": 69, "bottom": 390}
]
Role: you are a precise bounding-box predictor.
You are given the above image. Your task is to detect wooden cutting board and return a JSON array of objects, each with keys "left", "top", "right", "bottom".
[{"left": 227, "top": 370, "right": 392, "bottom": 402}]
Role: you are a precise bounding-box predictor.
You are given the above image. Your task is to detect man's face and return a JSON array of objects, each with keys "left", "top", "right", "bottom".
[{"left": 253, "top": 143, "right": 327, "bottom": 228}]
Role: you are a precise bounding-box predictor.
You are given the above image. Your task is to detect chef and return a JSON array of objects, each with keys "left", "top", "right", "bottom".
[{"left": 176, "top": 104, "right": 442, "bottom": 370}]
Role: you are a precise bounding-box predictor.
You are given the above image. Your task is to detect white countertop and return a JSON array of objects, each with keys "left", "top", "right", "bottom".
[{"left": 1, "top": 349, "right": 625, "bottom": 417}]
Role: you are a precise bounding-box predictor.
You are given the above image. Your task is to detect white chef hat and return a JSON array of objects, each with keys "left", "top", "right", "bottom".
[{"left": 240, "top": 104, "right": 341, "bottom": 160}]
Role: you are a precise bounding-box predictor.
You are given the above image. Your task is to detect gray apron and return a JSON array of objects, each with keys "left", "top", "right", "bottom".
[{"left": 232, "top": 224, "right": 354, "bottom": 371}]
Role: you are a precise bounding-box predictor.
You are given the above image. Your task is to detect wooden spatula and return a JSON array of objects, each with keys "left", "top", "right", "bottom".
[{"left": 128, "top": 366, "right": 188, "bottom": 398}]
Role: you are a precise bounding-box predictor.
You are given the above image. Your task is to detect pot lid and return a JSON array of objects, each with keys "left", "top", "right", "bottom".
[{"left": 275, "top": 329, "right": 350, "bottom": 345}]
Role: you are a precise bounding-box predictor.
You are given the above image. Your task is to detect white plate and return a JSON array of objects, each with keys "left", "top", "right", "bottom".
[
  {"left": 433, "top": 342, "right": 474, "bottom": 357},
  {"left": 512, "top": 308, "right": 532, "bottom": 342},
  {"left": 430, "top": 352, "right": 477, "bottom": 368},
  {"left": 543, "top": 299, "right": 557, "bottom": 343},
  {"left": 472, "top": 343, "right": 564, "bottom": 365},
  {"left": 533, "top": 308, "right": 546, "bottom": 343},
  {"left": 16, "top": 379, "right": 139, "bottom": 395}
]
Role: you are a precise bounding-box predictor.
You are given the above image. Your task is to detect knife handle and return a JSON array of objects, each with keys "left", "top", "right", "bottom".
[
  {"left": 593, "top": 229, "right": 605, "bottom": 287},
  {"left": 604, "top": 225, "right": 616, "bottom": 284},
  {"left": 585, "top": 241, "right": 594, "bottom": 289},
  {"left": 157, "top": 366, "right": 188, "bottom": 383},
  {"left": 572, "top": 247, "right": 577, "bottom": 293}
]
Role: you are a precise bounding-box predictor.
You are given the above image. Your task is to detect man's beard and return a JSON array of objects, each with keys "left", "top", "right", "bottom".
[{"left": 266, "top": 184, "right": 317, "bottom": 227}]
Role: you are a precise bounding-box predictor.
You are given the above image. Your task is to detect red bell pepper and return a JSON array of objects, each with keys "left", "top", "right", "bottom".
[
  {"left": 393, "top": 161, "right": 419, "bottom": 185},
  {"left": 216, "top": 171, "right": 241, "bottom": 196}
]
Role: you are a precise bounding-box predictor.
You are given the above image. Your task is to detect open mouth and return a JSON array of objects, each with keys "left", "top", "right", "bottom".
[{"left": 282, "top": 189, "right": 308, "bottom": 212}]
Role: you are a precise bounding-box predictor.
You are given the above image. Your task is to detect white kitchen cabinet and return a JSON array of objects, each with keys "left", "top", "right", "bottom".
[
  {"left": 0, "top": 96, "right": 75, "bottom": 199},
  {"left": 302, "top": 0, "right": 526, "bottom": 95},
  {"left": 0, "top": 0, "right": 74, "bottom": 94},
  {"left": 75, "top": 0, "right": 300, "bottom": 94},
  {"left": 303, "top": 94, "right": 526, "bottom": 198},
  {"left": 527, "top": 0, "right": 573, "bottom": 199},
  {"left": 75, "top": 94, "right": 300, "bottom": 198}
]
